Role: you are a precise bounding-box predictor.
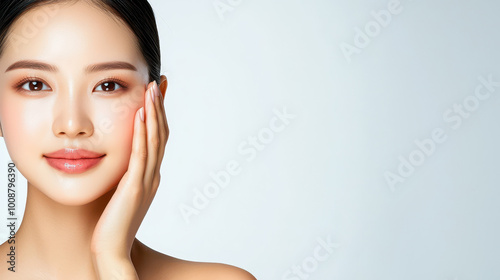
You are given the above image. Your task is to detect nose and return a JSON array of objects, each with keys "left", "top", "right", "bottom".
[{"left": 52, "top": 93, "right": 94, "bottom": 138}]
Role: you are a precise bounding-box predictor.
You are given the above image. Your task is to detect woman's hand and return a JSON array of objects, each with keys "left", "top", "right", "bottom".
[{"left": 90, "top": 80, "right": 169, "bottom": 279}]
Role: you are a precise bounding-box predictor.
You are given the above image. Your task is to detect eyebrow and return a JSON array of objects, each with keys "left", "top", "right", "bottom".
[{"left": 5, "top": 60, "right": 137, "bottom": 73}]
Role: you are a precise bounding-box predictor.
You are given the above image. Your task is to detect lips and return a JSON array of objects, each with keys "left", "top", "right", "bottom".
[{"left": 44, "top": 148, "right": 105, "bottom": 174}]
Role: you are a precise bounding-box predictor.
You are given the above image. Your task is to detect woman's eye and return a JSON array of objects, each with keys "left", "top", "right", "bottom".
[
  {"left": 21, "top": 80, "right": 51, "bottom": 92},
  {"left": 95, "top": 81, "right": 123, "bottom": 92}
]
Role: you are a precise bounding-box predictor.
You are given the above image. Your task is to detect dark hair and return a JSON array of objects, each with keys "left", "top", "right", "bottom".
[{"left": 0, "top": 0, "right": 161, "bottom": 84}]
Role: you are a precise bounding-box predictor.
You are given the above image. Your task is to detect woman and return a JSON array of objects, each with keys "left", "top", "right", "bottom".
[{"left": 0, "top": 0, "right": 255, "bottom": 279}]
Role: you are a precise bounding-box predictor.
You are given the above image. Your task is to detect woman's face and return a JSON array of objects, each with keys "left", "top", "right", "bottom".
[{"left": 0, "top": 1, "right": 150, "bottom": 205}]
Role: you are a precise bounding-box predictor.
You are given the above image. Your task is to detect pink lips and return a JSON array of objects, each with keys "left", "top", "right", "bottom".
[{"left": 44, "top": 148, "right": 105, "bottom": 174}]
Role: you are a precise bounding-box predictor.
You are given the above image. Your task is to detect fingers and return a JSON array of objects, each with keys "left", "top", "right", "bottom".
[
  {"left": 126, "top": 80, "right": 168, "bottom": 195},
  {"left": 126, "top": 102, "right": 147, "bottom": 188},
  {"left": 144, "top": 81, "right": 162, "bottom": 191},
  {"left": 156, "top": 80, "right": 169, "bottom": 142},
  {"left": 153, "top": 81, "right": 169, "bottom": 180}
]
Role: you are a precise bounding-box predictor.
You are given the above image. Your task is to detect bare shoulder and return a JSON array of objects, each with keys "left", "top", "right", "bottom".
[
  {"left": 132, "top": 239, "right": 256, "bottom": 280},
  {"left": 169, "top": 261, "right": 256, "bottom": 280}
]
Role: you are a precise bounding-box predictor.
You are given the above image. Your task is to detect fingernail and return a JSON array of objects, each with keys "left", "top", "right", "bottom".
[
  {"left": 150, "top": 86, "right": 155, "bottom": 104},
  {"left": 154, "top": 80, "right": 160, "bottom": 97},
  {"left": 140, "top": 107, "right": 144, "bottom": 122}
]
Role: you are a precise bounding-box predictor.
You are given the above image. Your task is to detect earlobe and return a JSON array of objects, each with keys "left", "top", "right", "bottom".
[{"left": 159, "top": 75, "right": 168, "bottom": 99}]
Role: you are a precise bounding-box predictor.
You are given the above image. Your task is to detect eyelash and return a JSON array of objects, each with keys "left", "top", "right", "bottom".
[{"left": 14, "top": 76, "right": 129, "bottom": 94}]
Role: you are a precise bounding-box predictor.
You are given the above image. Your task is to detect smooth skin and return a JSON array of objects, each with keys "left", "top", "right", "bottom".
[{"left": 0, "top": 1, "right": 255, "bottom": 279}]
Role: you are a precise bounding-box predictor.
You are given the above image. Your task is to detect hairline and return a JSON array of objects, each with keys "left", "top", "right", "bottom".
[{"left": 1, "top": 0, "right": 139, "bottom": 62}]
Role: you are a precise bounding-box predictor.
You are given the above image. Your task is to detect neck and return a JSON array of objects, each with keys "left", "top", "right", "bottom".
[{"left": 16, "top": 182, "right": 116, "bottom": 278}]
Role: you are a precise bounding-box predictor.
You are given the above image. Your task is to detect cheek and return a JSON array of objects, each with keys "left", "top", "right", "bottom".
[
  {"left": 94, "top": 99, "right": 139, "bottom": 168},
  {"left": 0, "top": 97, "right": 53, "bottom": 185},
  {"left": 100, "top": 114, "right": 134, "bottom": 150},
  {"left": 1, "top": 97, "right": 48, "bottom": 160}
]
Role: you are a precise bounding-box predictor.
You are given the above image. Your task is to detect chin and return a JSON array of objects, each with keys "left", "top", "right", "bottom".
[{"left": 30, "top": 175, "right": 119, "bottom": 206}]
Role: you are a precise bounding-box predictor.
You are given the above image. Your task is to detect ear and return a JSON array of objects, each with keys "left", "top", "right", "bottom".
[{"left": 159, "top": 75, "right": 168, "bottom": 100}]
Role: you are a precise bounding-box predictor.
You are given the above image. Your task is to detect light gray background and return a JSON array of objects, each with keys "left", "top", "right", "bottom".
[{"left": 1, "top": 0, "right": 499, "bottom": 279}]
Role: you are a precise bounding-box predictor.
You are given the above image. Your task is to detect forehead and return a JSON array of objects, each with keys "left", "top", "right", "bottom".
[{"left": 1, "top": 1, "right": 148, "bottom": 75}]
